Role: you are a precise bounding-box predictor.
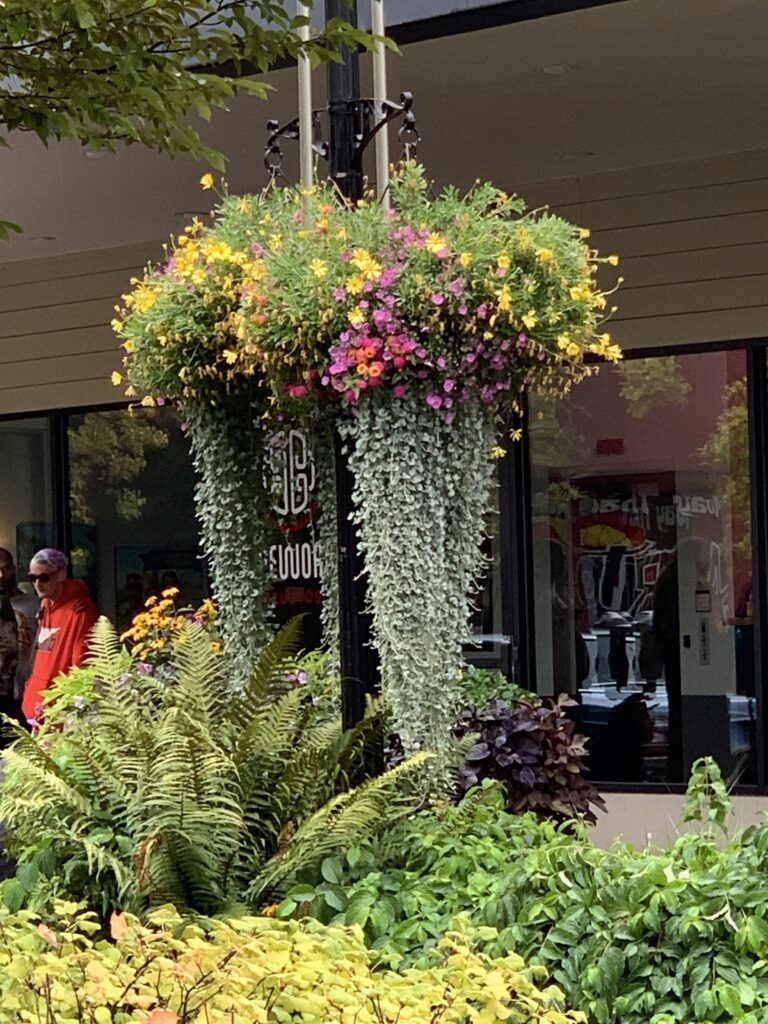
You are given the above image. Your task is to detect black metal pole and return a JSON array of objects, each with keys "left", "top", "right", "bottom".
[{"left": 326, "top": 0, "right": 379, "bottom": 731}]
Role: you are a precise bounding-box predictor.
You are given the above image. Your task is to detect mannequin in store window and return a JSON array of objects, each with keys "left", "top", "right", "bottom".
[{"left": 549, "top": 540, "right": 590, "bottom": 695}]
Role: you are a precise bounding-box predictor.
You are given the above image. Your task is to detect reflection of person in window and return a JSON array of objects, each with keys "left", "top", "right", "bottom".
[
  {"left": 590, "top": 693, "right": 654, "bottom": 782},
  {"left": 0, "top": 548, "right": 38, "bottom": 704},
  {"left": 653, "top": 555, "right": 682, "bottom": 781},
  {"left": 549, "top": 540, "right": 589, "bottom": 695}
]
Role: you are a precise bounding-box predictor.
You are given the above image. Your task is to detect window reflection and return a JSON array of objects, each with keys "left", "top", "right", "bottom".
[
  {"left": 530, "top": 350, "right": 754, "bottom": 785},
  {"left": 0, "top": 417, "right": 54, "bottom": 565},
  {"left": 67, "top": 408, "right": 203, "bottom": 629}
]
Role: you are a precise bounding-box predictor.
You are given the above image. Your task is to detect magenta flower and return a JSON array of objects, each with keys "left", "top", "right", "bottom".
[
  {"left": 333, "top": 287, "right": 346, "bottom": 301},
  {"left": 426, "top": 393, "right": 443, "bottom": 409},
  {"left": 443, "top": 378, "right": 455, "bottom": 392},
  {"left": 393, "top": 384, "right": 406, "bottom": 398},
  {"left": 458, "top": 304, "right": 468, "bottom": 315},
  {"left": 448, "top": 278, "right": 464, "bottom": 296},
  {"left": 431, "top": 292, "right": 444, "bottom": 306},
  {"left": 477, "top": 304, "right": 488, "bottom": 319}
]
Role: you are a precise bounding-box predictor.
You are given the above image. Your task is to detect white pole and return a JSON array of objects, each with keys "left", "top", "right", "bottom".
[
  {"left": 371, "top": 0, "right": 390, "bottom": 209},
  {"left": 297, "top": 2, "right": 313, "bottom": 213}
]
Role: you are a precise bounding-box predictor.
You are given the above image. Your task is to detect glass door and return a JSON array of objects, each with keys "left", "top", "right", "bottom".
[{"left": 529, "top": 347, "right": 755, "bottom": 785}]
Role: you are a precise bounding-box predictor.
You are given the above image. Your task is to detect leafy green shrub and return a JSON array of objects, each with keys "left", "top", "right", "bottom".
[
  {"left": 0, "top": 902, "right": 584, "bottom": 1024},
  {"left": 457, "top": 696, "right": 605, "bottom": 824},
  {"left": 457, "top": 666, "right": 533, "bottom": 714},
  {"left": 278, "top": 782, "right": 572, "bottom": 962},
  {"left": 0, "top": 618, "right": 428, "bottom": 918},
  {"left": 288, "top": 764, "right": 768, "bottom": 1024}
]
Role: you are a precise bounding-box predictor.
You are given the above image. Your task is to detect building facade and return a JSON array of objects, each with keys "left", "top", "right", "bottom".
[{"left": 2, "top": 0, "right": 768, "bottom": 841}]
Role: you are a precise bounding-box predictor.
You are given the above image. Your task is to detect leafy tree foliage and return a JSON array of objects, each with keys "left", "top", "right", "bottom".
[{"left": 0, "top": 0, "right": 380, "bottom": 237}]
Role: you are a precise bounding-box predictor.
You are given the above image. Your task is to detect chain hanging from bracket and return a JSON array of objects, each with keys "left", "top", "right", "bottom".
[{"left": 262, "top": 91, "right": 420, "bottom": 188}]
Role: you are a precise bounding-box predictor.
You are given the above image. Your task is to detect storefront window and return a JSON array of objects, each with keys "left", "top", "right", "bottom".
[
  {"left": 67, "top": 407, "right": 203, "bottom": 630},
  {"left": 530, "top": 349, "right": 755, "bottom": 784},
  {"left": 0, "top": 417, "right": 54, "bottom": 565}
]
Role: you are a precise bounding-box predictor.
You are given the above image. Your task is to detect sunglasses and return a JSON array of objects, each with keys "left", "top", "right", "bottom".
[{"left": 28, "top": 572, "right": 56, "bottom": 584}]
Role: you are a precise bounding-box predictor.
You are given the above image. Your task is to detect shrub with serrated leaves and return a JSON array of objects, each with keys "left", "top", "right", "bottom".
[
  {"left": 0, "top": 902, "right": 584, "bottom": 1024},
  {"left": 289, "top": 762, "right": 768, "bottom": 1024},
  {"left": 457, "top": 695, "right": 605, "bottom": 825},
  {"left": 0, "top": 617, "right": 429, "bottom": 919}
]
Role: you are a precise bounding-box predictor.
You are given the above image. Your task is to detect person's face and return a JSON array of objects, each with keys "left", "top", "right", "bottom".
[
  {"left": 0, "top": 551, "right": 16, "bottom": 595},
  {"left": 28, "top": 561, "right": 65, "bottom": 600}
]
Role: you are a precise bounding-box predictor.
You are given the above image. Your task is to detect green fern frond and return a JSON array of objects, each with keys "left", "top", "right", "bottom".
[
  {"left": 230, "top": 615, "right": 305, "bottom": 724},
  {"left": 247, "top": 752, "right": 432, "bottom": 903},
  {"left": 83, "top": 616, "right": 130, "bottom": 682},
  {"left": 170, "top": 623, "right": 229, "bottom": 725}
]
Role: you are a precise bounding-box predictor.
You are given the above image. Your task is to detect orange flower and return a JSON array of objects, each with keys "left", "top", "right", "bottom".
[
  {"left": 110, "top": 912, "right": 129, "bottom": 939},
  {"left": 146, "top": 1012, "right": 179, "bottom": 1024}
]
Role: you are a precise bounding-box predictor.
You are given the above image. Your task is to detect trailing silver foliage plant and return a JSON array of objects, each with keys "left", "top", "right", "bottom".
[
  {"left": 341, "top": 394, "right": 497, "bottom": 761},
  {"left": 184, "top": 397, "right": 273, "bottom": 683},
  {"left": 312, "top": 421, "right": 340, "bottom": 651}
]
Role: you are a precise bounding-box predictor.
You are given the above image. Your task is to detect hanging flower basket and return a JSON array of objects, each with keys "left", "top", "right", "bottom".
[{"left": 115, "top": 163, "right": 621, "bottom": 752}]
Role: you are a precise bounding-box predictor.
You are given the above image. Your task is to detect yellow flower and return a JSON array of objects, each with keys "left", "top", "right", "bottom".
[
  {"left": 140, "top": 395, "right": 156, "bottom": 407},
  {"left": 556, "top": 333, "right": 571, "bottom": 350},
  {"left": 491, "top": 446, "right": 507, "bottom": 459},
  {"left": 125, "top": 385, "right": 137, "bottom": 397},
  {"left": 569, "top": 285, "right": 591, "bottom": 302},
  {"left": 425, "top": 232, "right": 447, "bottom": 255},
  {"left": 111, "top": 318, "right": 123, "bottom": 334},
  {"left": 346, "top": 276, "right": 364, "bottom": 296},
  {"left": 348, "top": 307, "right": 365, "bottom": 326},
  {"left": 200, "top": 172, "right": 214, "bottom": 190},
  {"left": 522, "top": 311, "right": 538, "bottom": 330},
  {"left": 122, "top": 339, "right": 135, "bottom": 352},
  {"left": 497, "top": 254, "right": 511, "bottom": 270},
  {"left": 535, "top": 248, "right": 554, "bottom": 264},
  {"left": 111, "top": 371, "right": 123, "bottom": 386},
  {"left": 133, "top": 284, "right": 161, "bottom": 313},
  {"left": 495, "top": 285, "right": 512, "bottom": 311},
  {"left": 223, "top": 349, "right": 239, "bottom": 365},
  {"left": 458, "top": 252, "right": 472, "bottom": 268},
  {"left": 310, "top": 258, "right": 328, "bottom": 279},
  {"left": 578, "top": 227, "right": 591, "bottom": 240},
  {"left": 607, "top": 254, "right": 620, "bottom": 266}
]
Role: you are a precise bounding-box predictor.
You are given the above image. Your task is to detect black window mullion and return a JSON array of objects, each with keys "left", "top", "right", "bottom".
[
  {"left": 499, "top": 407, "right": 537, "bottom": 691},
  {"left": 50, "top": 412, "right": 72, "bottom": 562},
  {"left": 747, "top": 343, "right": 768, "bottom": 789}
]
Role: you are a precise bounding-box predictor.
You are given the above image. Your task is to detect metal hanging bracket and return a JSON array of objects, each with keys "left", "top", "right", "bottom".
[{"left": 263, "top": 91, "right": 420, "bottom": 185}]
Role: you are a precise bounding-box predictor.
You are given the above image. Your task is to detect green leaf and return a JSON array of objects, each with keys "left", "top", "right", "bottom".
[
  {"left": 17, "top": 862, "right": 39, "bottom": 893},
  {"left": 718, "top": 982, "right": 743, "bottom": 1017},
  {"left": 321, "top": 857, "right": 342, "bottom": 884},
  {"left": 345, "top": 892, "right": 375, "bottom": 926},
  {"left": 2, "top": 880, "right": 25, "bottom": 913}
]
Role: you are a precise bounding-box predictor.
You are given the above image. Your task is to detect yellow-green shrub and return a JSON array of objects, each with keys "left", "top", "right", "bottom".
[{"left": 0, "top": 903, "right": 584, "bottom": 1024}]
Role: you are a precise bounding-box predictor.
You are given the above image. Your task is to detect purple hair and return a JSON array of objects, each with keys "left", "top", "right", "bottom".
[{"left": 30, "top": 548, "right": 68, "bottom": 571}]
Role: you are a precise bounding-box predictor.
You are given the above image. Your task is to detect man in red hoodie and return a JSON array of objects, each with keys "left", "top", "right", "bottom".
[{"left": 21, "top": 548, "right": 98, "bottom": 725}]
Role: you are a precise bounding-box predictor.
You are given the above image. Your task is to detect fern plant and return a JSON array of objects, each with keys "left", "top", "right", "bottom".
[{"left": 0, "top": 617, "right": 429, "bottom": 918}]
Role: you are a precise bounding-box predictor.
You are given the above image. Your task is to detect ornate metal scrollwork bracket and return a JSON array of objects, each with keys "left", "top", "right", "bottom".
[{"left": 263, "top": 91, "right": 420, "bottom": 184}]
